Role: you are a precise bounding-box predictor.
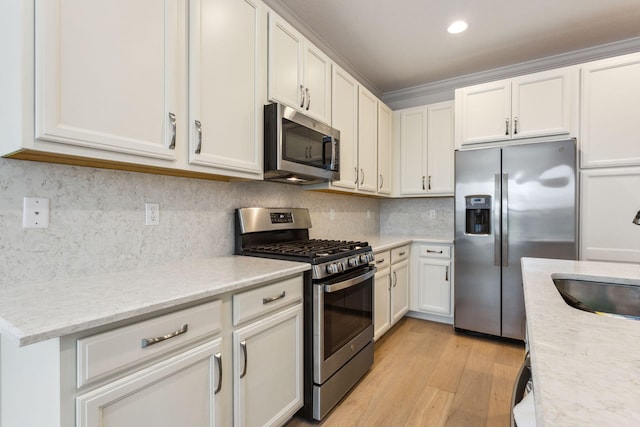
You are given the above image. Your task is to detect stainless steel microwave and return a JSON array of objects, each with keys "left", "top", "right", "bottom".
[{"left": 264, "top": 103, "right": 340, "bottom": 184}]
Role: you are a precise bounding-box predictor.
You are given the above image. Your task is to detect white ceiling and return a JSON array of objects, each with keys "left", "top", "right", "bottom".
[{"left": 267, "top": 0, "right": 640, "bottom": 95}]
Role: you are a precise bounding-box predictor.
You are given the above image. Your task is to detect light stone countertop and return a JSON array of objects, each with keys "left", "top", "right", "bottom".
[
  {"left": 0, "top": 256, "right": 309, "bottom": 347},
  {"left": 363, "top": 235, "right": 454, "bottom": 253},
  {"left": 521, "top": 257, "right": 640, "bottom": 427}
]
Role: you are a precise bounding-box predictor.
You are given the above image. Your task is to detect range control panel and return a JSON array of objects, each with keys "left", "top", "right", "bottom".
[{"left": 270, "top": 212, "right": 294, "bottom": 224}]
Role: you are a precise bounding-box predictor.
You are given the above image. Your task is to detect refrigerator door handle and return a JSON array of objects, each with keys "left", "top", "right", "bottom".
[
  {"left": 502, "top": 172, "right": 509, "bottom": 267},
  {"left": 494, "top": 173, "right": 501, "bottom": 266}
]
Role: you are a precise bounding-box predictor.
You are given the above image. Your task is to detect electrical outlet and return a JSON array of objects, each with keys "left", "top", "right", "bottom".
[
  {"left": 428, "top": 210, "right": 436, "bottom": 219},
  {"left": 23, "top": 197, "right": 50, "bottom": 228},
  {"left": 145, "top": 203, "right": 160, "bottom": 226}
]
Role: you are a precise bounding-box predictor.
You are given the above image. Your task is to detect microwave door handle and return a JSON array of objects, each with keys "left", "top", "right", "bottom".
[{"left": 331, "top": 137, "right": 337, "bottom": 171}]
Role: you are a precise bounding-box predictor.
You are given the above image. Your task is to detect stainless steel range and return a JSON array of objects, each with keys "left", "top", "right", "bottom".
[{"left": 235, "top": 207, "right": 375, "bottom": 420}]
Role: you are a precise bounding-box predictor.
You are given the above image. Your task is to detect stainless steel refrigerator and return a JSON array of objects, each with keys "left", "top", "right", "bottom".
[{"left": 454, "top": 139, "right": 577, "bottom": 340}]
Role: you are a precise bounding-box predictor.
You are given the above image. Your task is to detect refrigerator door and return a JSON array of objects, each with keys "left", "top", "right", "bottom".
[
  {"left": 454, "top": 147, "right": 502, "bottom": 336},
  {"left": 501, "top": 140, "right": 577, "bottom": 339}
]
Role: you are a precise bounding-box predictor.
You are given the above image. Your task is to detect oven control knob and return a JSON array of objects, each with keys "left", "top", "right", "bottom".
[
  {"left": 360, "top": 253, "right": 372, "bottom": 264},
  {"left": 348, "top": 257, "right": 359, "bottom": 267},
  {"left": 326, "top": 262, "right": 344, "bottom": 274}
]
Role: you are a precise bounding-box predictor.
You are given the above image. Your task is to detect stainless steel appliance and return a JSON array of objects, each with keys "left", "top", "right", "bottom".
[
  {"left": 454, "top": 139, "right": 577, "bottom": 340},
  {"left": 235, "top": 207, "right": 374, "bottom": 420},
  {"left": 264, "top": 103, "right": 340, "bottom": 184}
]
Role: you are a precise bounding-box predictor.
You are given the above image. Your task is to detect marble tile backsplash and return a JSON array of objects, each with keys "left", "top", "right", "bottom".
[
  {"left": 380, "top": 197, "right": 454, "bottom": 237},
  {"left": 0, "top": 158, "right": 456, "bottom": 286},
  {"left": 0, "top": 159, "right": 380, "bottom": 286}
]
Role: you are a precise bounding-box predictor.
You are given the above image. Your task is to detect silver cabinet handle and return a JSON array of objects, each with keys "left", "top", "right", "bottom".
[
  {"left": 392, "top": 271, "right": 397, "bottom": 287},
  {"left": 505, "top": 118, "right": 510, "bottom": 135},
  {"left": 240, "top": 341, "right": 248, "bottom": 379},
  {"left": 263, "top": 291, "right": 286, "bottom": 304},
  {"left": 194, "top": 120, "right": 202, "bottom": 154},
  {"left": 445, "top": 266, "right": 449, "bottom": 282},
  {"left": 428, "top": 176, "right": 432, "bottom": 190},
  {"left": 141, "top": 324, "right": 188, "bottom": 348},
  {"left": 422, "top": 176, "right": 426, "bottom": 190},
  {"left": 354, "top": 167, "right": 358, "bottom": 185},
  {"left": 360, "top": 169, "right": 365, "bottom": 185},
  {"left": 379, "top": 174, "right": 383, "bottom": 189},
  {"left": 398, "top": 251, "right": 406, "bottom": 256},
  {"left": 376, "top": 258, "right": 385, "bottom": 264},
  {"left": 214, "top": 352, "right": 222, "bottom": 394},
  {"left": 305, "top": 87, "right": 311, "bottom": 110},
  {"left": 300, "top": 85, "right": 306, "bottom": 108},
  {"left": 514, "top": 117, "right": 519, "bottom": 135},
  {"left": 427, "top": 249, "right": 443, "bottom": 254},
  {"left": 168, "top": 112, "right": 176, "bottom": 149}
]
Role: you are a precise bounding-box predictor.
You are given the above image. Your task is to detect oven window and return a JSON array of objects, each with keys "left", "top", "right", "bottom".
[
  {"left": 282, "top": 119, "right": 335, "bottom": 170},
  {"left": 323, "top": 276, "right": 373, "bottom": 360}
]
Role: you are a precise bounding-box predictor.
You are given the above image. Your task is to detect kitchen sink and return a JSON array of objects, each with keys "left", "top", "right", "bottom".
[{"left": 552, "top": 276, "right": 640, "bottom": 319}]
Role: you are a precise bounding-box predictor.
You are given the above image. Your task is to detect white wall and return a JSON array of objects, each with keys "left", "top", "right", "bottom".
[{"left": 0, "top": 158, "right": 381, "bottom": 286}]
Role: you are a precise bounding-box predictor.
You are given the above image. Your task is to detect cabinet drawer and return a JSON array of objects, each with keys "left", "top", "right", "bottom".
[
  {"left": 77, "top": 300, "right": 222, "bottom": 388},
  {"left": 373, "top": 250, "right": 391, "bottom": 270},
  {"left": 391, "top": 245, "right": 410, "bottom": 263},
  {"left": 418, "top": 245, "right": 451, "bottom": 259},
  {"left": 233, "top": 275, "right": 303, "bottom": 326}
]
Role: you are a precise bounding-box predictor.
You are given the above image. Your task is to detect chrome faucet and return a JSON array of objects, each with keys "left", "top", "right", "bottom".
[{"left": 634, "top": 210, "right": 640, "bottom": 225}]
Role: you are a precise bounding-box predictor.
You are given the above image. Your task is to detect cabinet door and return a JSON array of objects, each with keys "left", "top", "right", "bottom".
[
  {"left": 581, "top": 168, "right": 640, "bottom": 263},
  {"left": 399, "top": 107, "right": 427, "bottom": 195},
  {"left": 391, "top": 260, "right": 410, "bottom": 324},
  {"left": 373, "top": 267, "right": 391, "bottom": 341},
  {"left": 76, "top": 339, "right": 223, "bottom": 427},
  {"left": 234, "top": 304, "right": 303, "bottom": 427},
  {"left": 188, "top": 0, "right": 262, "bottom": 176},
  {"left": 35, "top": 0, "right": 178, "bottom": 161},
  {"left": 418, "top": 258, "right": 452, "bottom": 315},
  {"left": 331, "top": 66, "right": 359, "bottom": 189},
  {"left": 357, "top": 88, "right": 379, "bottom": 193},
  {"left": 268, "top": 13, "right": 304, "bottom": 110},
  {"left": 303, "top": 43, "right": 332, "bottom": 124},
  {"left": 455, "top": 80, "right": 511, "bottom": 146},
  {"left": 377, "top": 102, "right": 393, "bottom": 195},
  {"left": 512, "top": 67, "right": 574, "bottom": 140},
  {"left": 581, "top": 53, "right": 640, "bottom": 168},
  {"left": 427, "top": 102, "right": 454, "bottom": 195}
]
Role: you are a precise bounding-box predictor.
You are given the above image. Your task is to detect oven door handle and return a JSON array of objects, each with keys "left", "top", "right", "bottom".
[{"left": 323, "top": 268, "right": 376, "bottom": 293}]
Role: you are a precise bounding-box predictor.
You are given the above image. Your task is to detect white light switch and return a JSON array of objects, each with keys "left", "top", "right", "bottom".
[{"left": 23, "top": 197, "right": 50, "bottom": 228}]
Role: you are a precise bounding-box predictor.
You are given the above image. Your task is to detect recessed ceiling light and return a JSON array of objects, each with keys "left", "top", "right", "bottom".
[{"left": 447, "top": 20, "right": 468, "bottom": 34}]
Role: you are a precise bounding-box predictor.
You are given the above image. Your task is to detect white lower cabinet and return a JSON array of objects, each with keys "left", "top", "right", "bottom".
[
  {"left": 409, "top": 243, "right": 454, "bottom": 323},
  {"left": 76, "top": 339, "right": 222, "bottom": 427},
  {"left": 0, "top": 274, "right": 304, "bottom": 427},
  {"left": 373, "top": 245, "right": 409, "bottom": 341},
  {"left": 233, "top": 304, "right": 303, "bottom": 427}
]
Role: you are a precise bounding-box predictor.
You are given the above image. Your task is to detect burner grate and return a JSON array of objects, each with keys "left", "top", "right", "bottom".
[{"left": 244, "top": 239, "right": 368, "bottom": 259}]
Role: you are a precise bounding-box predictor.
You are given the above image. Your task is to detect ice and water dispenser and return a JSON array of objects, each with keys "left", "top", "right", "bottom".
[{"left": 465, "top": 195, "right": 491, "bottom": 235}]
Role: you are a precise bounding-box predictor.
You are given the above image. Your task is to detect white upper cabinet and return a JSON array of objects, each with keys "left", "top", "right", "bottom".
[
  {"left": 398, "top": 101, "right": 454, "bottom": 196},
  {"left": 455, "top": 66, "right": 577, "bottom": 147},
  {"left": 377, "top": 102, "right": 393, "bottom": 195},
  {"left": 357, "top": 87, "right": 379, "bottom": 193},
  {"left": 187, "top": 0, "right": 263, "bottom": 177},
  {"left": 330, "top": 65, "right": 359, "bottom": 190},
  {"left": 267, "top": 13, "right": 331, "bottom": 124},
  {"left": 35, "top": 0, "right": 179, "bottom": 161},
  {"left": 580, "top": 52, "right": 640, "bottom": 168}
]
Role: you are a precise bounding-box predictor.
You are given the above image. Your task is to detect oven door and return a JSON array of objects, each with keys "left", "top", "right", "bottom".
[{"left": 313, "top": 266, "right": 375, "bottom": 384}]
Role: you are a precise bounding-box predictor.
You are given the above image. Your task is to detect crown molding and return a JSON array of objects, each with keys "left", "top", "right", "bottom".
[{"left": 383, "top": 36, "right": 640, "bottom": 107}]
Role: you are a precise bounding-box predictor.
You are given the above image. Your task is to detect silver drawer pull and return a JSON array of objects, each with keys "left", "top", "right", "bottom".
[
  {"left": 398, "top": 251, "right": 406, "bottom": 256},
  {"left": 141, "top": 324, "right": 188, "bottom": 348},
  {"left": 214, "top": 352, "right": 222, "bottom": 394},
  {"left": 262, "top": 291, "right": 286, "bottom": 304},
  {"left": 427, "top": 249, "right": 443, "bottom": 254},
  {"left": 376, "top": 258, "right": 385, "bottom": 264}
]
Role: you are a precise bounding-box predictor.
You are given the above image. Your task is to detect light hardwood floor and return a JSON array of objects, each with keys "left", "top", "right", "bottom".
[{"left": 286, "top": 317, "right": 525, "bottom": 427}]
